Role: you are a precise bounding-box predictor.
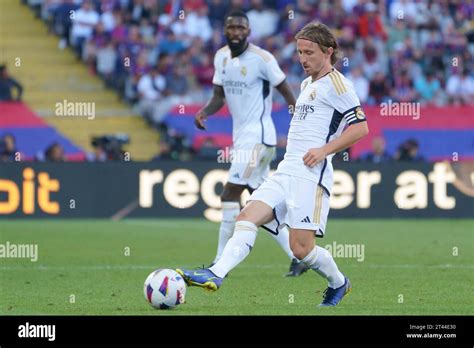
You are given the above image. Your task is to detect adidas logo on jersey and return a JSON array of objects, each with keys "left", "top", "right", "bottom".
[
  {"left": 301, "top": 216, "right": 311, "bottom": 223},
  {"left": 233, "top": 173, "right": 240, "bottom": 178}
]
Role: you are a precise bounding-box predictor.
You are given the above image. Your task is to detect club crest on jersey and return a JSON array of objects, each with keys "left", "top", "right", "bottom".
[
  {"left": 240, "top": 66, "right": 247, "bottom": 76},
  {"left": 308, "top": 90, "right": 316, "bottom": 101},
  {"left": 355, "top": 106, "right": 365, "bottom": 119}
]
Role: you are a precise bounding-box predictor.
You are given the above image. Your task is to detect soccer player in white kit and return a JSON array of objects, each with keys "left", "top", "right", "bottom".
[
  {"left": 178, "top": 22, "right": 369, "bottom": 307},
  {"left": 193, "top": 11, "right": 308, "bottom": 276}
]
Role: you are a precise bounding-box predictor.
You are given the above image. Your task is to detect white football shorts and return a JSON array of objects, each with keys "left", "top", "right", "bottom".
[
  {"left": 250, "top": 172, "right": 330, "bottom": 237},
  {"left": 227, "top": 143, "right": 275, "bottom": 189}
]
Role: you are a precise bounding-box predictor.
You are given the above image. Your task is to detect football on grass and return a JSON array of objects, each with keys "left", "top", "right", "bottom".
[{"left": 144, "top": 269, "right": 186, "bottom": 309}]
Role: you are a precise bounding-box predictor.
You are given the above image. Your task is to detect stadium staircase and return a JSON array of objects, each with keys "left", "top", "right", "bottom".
[{"left": 0, "top": 0, "right": 159, "bottom": 160}]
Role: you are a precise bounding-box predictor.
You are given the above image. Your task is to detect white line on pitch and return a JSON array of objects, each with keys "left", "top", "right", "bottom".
[{"left": 0, "top": 264, "right": 473, "bottom": 271}]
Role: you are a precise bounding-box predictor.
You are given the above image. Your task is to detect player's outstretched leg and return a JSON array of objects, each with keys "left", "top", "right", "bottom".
[
  {"left": 291, "top": 230, "right": 351, "bottom": 306},
  {"left": 177, "top": 200, "right": 273, "bottom": 292},
  {"left": 177, "top": 220, "right": 256, "bottom": 292}
]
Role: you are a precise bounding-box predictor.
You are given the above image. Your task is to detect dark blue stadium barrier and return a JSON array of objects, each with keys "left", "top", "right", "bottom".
[{"left": 0, "top": 161, "right": 472, "bottom": 218}]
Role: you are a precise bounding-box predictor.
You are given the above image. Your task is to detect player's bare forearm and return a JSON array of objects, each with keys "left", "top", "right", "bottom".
[
  {"left": 201, "top": 85, "right": 225, "bottom": 116},
  {"left": 322, "top": 121, "right": 369, "bottom": 155},
  {"left": 276, "top": 80, "right": 296, "bottom": 114},
  {"left": 303, "top": 122, "right": 369, "bottom": 167},
  {"left": 195, "top": 85, "right": 225, "bottom": 129}
]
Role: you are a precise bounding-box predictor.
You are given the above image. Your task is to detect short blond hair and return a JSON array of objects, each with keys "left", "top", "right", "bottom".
[{"left": 295, "top": 22, "right": 340, "bottom": 65}]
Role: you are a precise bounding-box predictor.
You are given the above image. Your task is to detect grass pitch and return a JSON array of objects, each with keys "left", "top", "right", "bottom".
[{"left": 1, "top": 219, "right": 473, "bottom": 315}]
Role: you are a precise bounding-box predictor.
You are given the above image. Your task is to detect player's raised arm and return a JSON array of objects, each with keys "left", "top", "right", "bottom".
[
  {"left": 194, "top": 84, "right": 225, "bottom": 130},
  {"left": 275, "top": 79, "right": 296, "bottom": 114}
]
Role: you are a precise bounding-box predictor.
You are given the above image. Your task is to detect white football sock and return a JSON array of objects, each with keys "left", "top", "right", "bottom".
[
  {"left": 262, "top": 221, "right": 294, "bottom": 260},
  {"left": 301, "top": 245, "right": 345, "bottom": 289},
  {"left": 213, "top": 202, "right": 240, "bottom": 264},
  {"left": 209, "top": 221, "right": 257, "bottom": 278}
]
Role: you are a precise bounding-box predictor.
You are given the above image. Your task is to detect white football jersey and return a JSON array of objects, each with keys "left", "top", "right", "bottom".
[
  {"left": 212, "top": 44, "right": 286, "bottom": 148},
  {"left": 276, "top": 69, "right": 367, "bottom": 195}
]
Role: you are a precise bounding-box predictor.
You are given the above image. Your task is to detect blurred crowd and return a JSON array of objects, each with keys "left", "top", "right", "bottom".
[
  {"left": 0, "top": 133, "right": 67, "bottom": 162},
  {"left": 34, "top": 0, "right": 474, "bottom": 113},
  {"left": 17, "top": 0, "right": 474, "bottom": 162}
]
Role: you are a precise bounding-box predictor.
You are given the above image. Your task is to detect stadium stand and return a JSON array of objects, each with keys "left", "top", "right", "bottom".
[
  {"left": 0, "top": 0, "right": 159, "bottom": 160},
  {"left": 2, "top": 0, "right": 473, "bottom": 161}
]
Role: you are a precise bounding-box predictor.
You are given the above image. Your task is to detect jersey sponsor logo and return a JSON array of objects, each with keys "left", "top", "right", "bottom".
[
  {"left": 223, "top": 80, "right": 248, "bottom": 95},
  {"left": 293, "top": 104, "right": 315, "bottom": 120},
  {"left": 223, "top": 80, "right": 247, "bottom": 88}
]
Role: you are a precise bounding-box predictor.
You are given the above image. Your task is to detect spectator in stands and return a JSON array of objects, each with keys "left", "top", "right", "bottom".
[
  {"left": 446, "top": 69, "right": 474, "bottom": 105},
  {"left": 70, "top": 0, "right": 100, "bottom": 59},
  {"left": 395, "top": 139, "right": 425, "bottom": 162},
  {"left": 362, "top": 39, "right": 384, "bottom": 81},
  {"left": 348, "top": 67, "right": 369, "bottom": 104},
  {"left": 127, "top": 0, "right": 152, "bottom": 22},
  {"left": 44, "top": 142, "right": 66, "bottom": 162},
  {"left": 136, "top": 64, "right": 167, "bottom": 124},
  {"left": 392, "top": 71, "right": 418, "bottom": 103},
  {"left": 389, "top": 0, "right": 418, "bottom": 24},
  {"left": 362, "top": 136, "right": 392, "bottom": 163},
  {"left": 368, "top": 71, "right": 390, "bottom": 105},
  {"left": 84, "top": 21, "right": 111, "bottom": 74},
  {"left": 171, "top": 4, "right": 213, "bottom": 42},
  {"left": 247, "top": 0, "right": 279, "bottom": 41},
  {"left": 193, "top": 53, "right": 214, "bottom": 87},
  {"left": 358, "top": 3, "right": 387, "bottom": 41},
  {"left": 86, "top": 141, "right": 107, "bottom": 162},
  {"left": 165, "top": 63, "right": 190, "bottom": 97},
  {"left": 139, "top": 17, "right": 156, "bottom": 45},
  {"left": 0, "top": 133, "right": 19, "bottom": 162},
  {"left": 158, "top": 29, "right": 187, "bottom": 55},
  {"left": 208, "top": 0, "right": 229, "bottom": 28},
  {"left": 54, "top": 0, "right": 79, "bottom": 50},
  {"left": 387, "top": 18, "right": 410, "bottom": 52},
  {"left": 110, "top": 8, "right": 127, "bottom": 43},
  {"left": 152, "top": 139, "right": 173, "bottom": 161},
  {"left": 0, "top": 65, "right": 23, "bottom": 102},
  {"left": 197, "top": 137, "right": 219, "bottom": 161},
  {"left": 414, "top": 71, "right": 443, "bottom": 105},
  {"left": 96, "top": 41, "right": 118, "bottom": 87}
]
